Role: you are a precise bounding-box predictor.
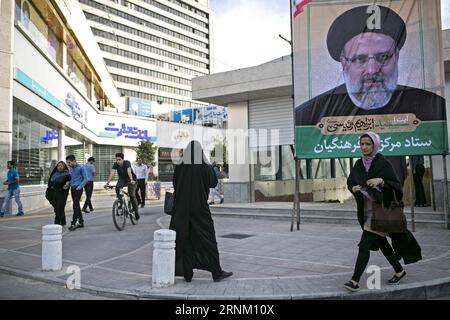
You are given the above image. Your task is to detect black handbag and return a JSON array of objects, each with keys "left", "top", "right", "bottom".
[
  {"left": 371, "top": 191, "right": 407, "bottom": 233},
  {"left": 164, "top": 191, "right": 174, "bottom": 215}
]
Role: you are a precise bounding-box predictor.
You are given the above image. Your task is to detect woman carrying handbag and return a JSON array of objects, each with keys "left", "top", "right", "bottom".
[
  {"left": 345, "top": 132, "right": 422, "bottom": 292},
  {"left": 47, "top": 161, "right": 71, "bottom": 226}
]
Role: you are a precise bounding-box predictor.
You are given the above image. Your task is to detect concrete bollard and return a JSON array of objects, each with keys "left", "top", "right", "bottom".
[
  {"left": 42, "top": 225, "right": 62, "bottom": 271},
  {"left": 152, "top": 229, "right": 176, "bottom": 288}
]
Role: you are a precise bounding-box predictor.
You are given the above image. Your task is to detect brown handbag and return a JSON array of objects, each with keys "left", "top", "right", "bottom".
[{"left": 371, "top": 190, "right": 407, "bottom": 233}]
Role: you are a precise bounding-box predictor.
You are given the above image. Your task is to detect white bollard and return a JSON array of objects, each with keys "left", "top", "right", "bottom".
[
  {"left": 152, "top": 229, "right": 176, "bottom": 288},
  {"left": 42, "top": 224, "right": 62, "bottom": 271}
]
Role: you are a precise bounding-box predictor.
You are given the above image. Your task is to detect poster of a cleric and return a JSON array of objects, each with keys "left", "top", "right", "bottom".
[{"left": 292, "top": 0, "right": 447, "bottom": 159}]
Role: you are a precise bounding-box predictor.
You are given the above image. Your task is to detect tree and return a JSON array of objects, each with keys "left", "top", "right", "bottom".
[{"left": 135, "top": 140, "right": 157, "bottom": 167}]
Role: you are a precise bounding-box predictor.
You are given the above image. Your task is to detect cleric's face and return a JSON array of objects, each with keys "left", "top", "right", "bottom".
[{"left": 340, "top": 33, "right": 399, "bottom": 110}]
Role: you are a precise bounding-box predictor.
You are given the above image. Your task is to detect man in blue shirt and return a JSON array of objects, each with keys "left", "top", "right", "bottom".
[
  {"left": 82, "top": 157, "right": 96, "bottom": 213},
  {"left": 0, "top": 161, "right": 24, "bottom": 217},
  {"left": 66, "top": 155, "right": 88, "bottom": 231}
]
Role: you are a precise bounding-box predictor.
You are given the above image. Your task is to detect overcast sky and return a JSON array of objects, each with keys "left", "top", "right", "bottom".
[{"left": 210, "top": 0, "right": 450, "bottom": 74}]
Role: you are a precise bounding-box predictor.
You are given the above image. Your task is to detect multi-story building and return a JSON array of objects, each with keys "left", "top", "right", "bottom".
[
  {"left": 0, "top": 0, "right": 224, "bottom": 213},
  {"left": 78, "top": 0, "right": 212, "bottom": 123}
]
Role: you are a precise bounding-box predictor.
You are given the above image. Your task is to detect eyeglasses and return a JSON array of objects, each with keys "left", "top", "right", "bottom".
[{"left": 342, "top": 52, "right": 395, "bottom": 67}]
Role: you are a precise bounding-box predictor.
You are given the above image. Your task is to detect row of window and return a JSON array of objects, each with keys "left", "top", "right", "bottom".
[
  {"left": 140, "top": 0, "right": 208, "bottom": 28},
  {"left": 121, "top": 0, "right": 208, "bottom": 38},
  {"left": 104, "top": 58, "right": 192, "bottom": 86},
  {"left": 162, "top": 0, "right": 208, "bottom": 19},
  {"left": 81, "top": 0, "right": 207, "bottom": 48},
  {"left": 85, "top": 11, "right": 207, "bottom": 57},
  {"left": 112, "top": 73, "right": 192, "bottom": 97},
  {"left": 119, "top": 88, "right": 205, "bottom": 109},
  {"left": 92, "top": 27, "right": 207, "bottom": 68},
  {"left": 98, "top": 42, "right": 207, "bottom": 77}
]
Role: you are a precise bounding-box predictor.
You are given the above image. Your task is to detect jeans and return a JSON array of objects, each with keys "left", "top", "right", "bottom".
[
  {"left": 71, "top": 187, "right": 84, "bottom": 225},
  {"left": 135, "top": 179, "right": 146, "bottom": 205},
  {"left": 82, "top": 181, "right": 94, "bottom": 211},
  {"left": 1, "top": 189, "right": 24, "bottom": 214},
  {"left": 210, "top": 187, "right": 222, "bottom": 202}
]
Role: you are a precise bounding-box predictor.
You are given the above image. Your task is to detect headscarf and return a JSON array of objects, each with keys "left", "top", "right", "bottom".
[
  {"left": 48, "top": 161, "right": 69, "bottom": 185},
  {"left": 181, "top": 140, "right": 209, "bottom": 165},
  {"left": 361, "top": 132, "right": 381, "bottom": 172}
]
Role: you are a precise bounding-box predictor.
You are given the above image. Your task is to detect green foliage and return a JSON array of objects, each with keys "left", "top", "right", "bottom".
[{"left": 135, "top": 140, "right": 157, "bottom": 167}]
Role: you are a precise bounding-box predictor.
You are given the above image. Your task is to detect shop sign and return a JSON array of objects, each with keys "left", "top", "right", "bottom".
[
  {"left": 41, "top": 130, "right": 58, "bottom": 144},
  {"left": 99, "top": 122, "right": 156, "bottom": 141}
]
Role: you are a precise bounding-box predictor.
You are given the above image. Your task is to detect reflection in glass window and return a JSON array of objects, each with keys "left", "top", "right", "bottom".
[{"left": 12, "top": 107, "right": 59, "bottom": 185}]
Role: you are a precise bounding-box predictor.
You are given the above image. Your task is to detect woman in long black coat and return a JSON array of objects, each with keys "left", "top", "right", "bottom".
[
  {"left": 169, "top": 140, "right": 232, "bottom": 282},
  {"left": 47, "top": 161, "right": 71, "bottom": 226},
  {"left": 345, "top": 132, "right": 422, "bottom": 292}
]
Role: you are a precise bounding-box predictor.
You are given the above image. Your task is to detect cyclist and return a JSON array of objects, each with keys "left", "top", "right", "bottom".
[{"left": 105, "top": 152, "right": 140, "bottom": 220}]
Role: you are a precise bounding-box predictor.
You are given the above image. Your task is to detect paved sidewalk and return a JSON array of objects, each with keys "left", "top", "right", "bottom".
[{"left": 0, "top": 195, "right": 449, "bottom": 300}]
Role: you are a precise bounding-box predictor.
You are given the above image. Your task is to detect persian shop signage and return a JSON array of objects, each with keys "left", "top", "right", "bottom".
[
  {"left": 99, "top": 122, "right": 156, "bottom": 142},
  {"left": 15, "top": 68, "right": 156, "bottom": 142}
]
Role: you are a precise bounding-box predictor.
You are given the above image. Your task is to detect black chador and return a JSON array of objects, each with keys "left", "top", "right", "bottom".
[{"left": 169, "top": 141, "right": 231, "bottom": 282}]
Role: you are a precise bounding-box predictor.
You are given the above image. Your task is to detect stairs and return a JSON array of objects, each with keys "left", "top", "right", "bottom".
[{"left": 210, "top": 203, "right": 447, "bottom": 229}]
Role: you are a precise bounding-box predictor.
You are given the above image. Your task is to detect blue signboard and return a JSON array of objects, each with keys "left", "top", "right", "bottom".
[{"left": 41, "top": 130, "right": 58, "bottom": 144}]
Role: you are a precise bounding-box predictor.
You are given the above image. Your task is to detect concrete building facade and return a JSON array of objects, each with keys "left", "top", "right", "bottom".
[{"left": 79, "top": 0, "right": 212, "bottom": 120}]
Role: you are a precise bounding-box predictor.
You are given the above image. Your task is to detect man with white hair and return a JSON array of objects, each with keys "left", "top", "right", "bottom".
[{"left": 295, "top": 5, "right": 445, "bottom": 126}]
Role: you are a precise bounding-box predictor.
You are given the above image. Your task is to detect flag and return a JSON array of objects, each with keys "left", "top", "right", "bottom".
[{"left": 292, "top": 0, "right": 312, "bottom": 18}]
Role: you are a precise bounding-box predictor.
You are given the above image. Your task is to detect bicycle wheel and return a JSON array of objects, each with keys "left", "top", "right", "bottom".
[
  {"left": 128, "top": 201, "right": 137, "bottom": 225},
  {"left": 112, "top": 199, "right": 126, "bottom": 231}
]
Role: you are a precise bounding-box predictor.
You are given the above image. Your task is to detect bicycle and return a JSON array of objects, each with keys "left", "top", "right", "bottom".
[{"left": 104, "top": 184, "right": 137, "bottom": 231}]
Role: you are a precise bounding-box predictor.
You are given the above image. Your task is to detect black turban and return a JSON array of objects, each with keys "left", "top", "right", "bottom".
[{"left": 327, "top": 5, "right": 407, "bottom": 61}]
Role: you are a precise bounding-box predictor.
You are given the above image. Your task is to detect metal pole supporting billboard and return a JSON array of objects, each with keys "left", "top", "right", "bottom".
[
  {"left": 289, "top": 1, "right": 300, "bottom": 231},
  {"left": 443, "top": 155, "right": 450, "bottom": 229},
  {"left": 408, "top": 159, "right": 416, "bottom": 232}
]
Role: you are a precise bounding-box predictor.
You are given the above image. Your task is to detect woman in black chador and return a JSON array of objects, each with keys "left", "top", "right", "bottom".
[
  {"left": 345, "top": 132, "right": 422, "bottom": 292},
  {"left": 47, "top": 161, "right": 71, "bottom": 226},
  {"left": 169, "top": 140, "right": 232, "bottom": 282}
]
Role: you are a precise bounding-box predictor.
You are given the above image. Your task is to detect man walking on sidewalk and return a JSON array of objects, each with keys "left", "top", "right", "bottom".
[
  {"left": 134, "top": 157, "right": 148, "bottom": 208},
  {"left": 66, "top": 155, "right": 88, "bottom": 231},
  {"left": 82, "top": 157, "right": 96, "bottom": 213},
  {"left": 0, "top": 161, "right": 24, "bottom": 217}
]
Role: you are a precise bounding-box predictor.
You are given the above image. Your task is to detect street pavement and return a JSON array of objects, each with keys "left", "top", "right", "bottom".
[{"left": 0, "top": 194, "right": 449, "bottom": 300}]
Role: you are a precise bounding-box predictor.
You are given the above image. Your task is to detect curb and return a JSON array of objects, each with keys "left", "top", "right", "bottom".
[{"left": 1, "top": 265, "right": 449, "bottom": 300}]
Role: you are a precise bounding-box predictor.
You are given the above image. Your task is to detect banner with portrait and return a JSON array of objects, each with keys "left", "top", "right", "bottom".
[{"left": 292, "top": 0, "right": 447, "bottom": 159}]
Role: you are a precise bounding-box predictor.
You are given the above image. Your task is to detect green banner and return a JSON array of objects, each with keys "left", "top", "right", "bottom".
[{"left": 295, "top": 122, "right": 448, "bottom": 159}]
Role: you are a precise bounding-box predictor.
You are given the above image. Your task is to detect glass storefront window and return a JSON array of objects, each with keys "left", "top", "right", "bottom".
[{"left": 12, "top": 107, "right": 59, "bottom": 185}]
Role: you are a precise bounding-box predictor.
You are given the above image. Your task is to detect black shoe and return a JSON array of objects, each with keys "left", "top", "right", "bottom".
[
  {"left": 90, "top": 208, "right": 94, "bottom": 212},
  {"left": 184, "top": 275, "right": 193, "bottom": 282},
  {"left": 388, "top": 270, "right": 406, "bottom": 284},
  {"left": 68, "top": 224, "right": 77, "bottom": 231},
  {"left": 344, "top": 280, "right": 360, "bottom": 292},
  {"left": 213, "top": 271, "right": 233, "bottom": 282},
  {"left": 135, "top": 214, "right": 140, "bottom": 221},
  {"left": 208, "top": 201, "right": 214, "bottom": 205},
  {"left": 82, "top": 209, "right": 89, "bottom": 213},
  {"left": 140, "top": 204, "right": 145, "bottom": 208},
  {"left": 220, "top": 198, "right": 224, "bottom": 204},
  {"left": 76, "top": 222, "right": 84, "bottom": 229}
]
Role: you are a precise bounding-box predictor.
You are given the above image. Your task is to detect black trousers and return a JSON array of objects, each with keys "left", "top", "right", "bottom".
[
  {"left": 82, "top": 181, "right": 94, "bottom": 211},
  {"left": 53, "top": 190, "right": 68, "bottom": 226},
  {"left": 116, "top": 181, "right": 139, "bottom": 217},
  {"left": 413, "top": 164, "right": 427, "bottom": 206},
  {"left": 136, "top": 179, "right": 146, "bottom": 205},
  {"left": 71, "top": 187, "right": 84, "bottom": 225},
  {"left": 351, "top": 231, "right": 404, "bottom": 283}
]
